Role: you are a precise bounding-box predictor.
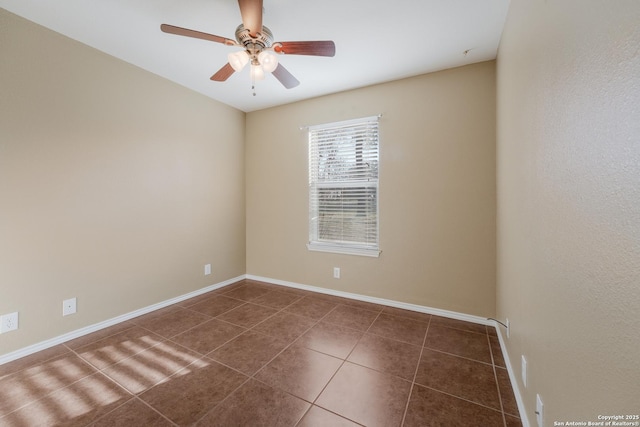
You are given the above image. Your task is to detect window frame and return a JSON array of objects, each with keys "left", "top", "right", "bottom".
[{"left": 306, "top": 115, "right": 381, "bottom": 258}]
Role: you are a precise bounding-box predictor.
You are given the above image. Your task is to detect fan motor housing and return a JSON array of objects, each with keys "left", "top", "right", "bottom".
[{"left": 235, "top": 24, "right": 274, "bottom": 49}]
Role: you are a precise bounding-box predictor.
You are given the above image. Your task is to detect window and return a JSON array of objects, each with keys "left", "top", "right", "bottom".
[{"left": 307, "top": 115, "right": 381, "bottom": 257}]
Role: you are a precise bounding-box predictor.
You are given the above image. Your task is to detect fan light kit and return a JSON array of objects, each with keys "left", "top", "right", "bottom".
[{"left": 160, "top": 0, "right": 336, "bottom": 95}]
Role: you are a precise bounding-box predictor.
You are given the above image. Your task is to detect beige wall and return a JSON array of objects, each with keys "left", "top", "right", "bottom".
[
  {"left": 0, "top": 10, "right": 246, "bottom": 354},
  {"left": 496, "top": 0, "right": 640, "bottom": 423},
  {"left": 246, "top": 62, "right": 496, "bottom": 317}
]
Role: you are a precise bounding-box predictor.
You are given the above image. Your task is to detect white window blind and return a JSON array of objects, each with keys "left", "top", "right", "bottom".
[{"left": 307, "top": 116, "right": 381, "bottom": 257}]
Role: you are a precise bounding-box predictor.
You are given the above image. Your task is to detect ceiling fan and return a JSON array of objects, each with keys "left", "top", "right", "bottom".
[{"left": 160, "top": 0, "right": 336, "bottom": 90}]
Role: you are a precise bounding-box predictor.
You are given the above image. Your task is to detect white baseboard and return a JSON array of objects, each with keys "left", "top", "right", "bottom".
[
  {"left": 246, "top": 274, "right": 494, "bottom": 326},
  {"left": 493, "top": 322, "right": 531, "bottom": 427},
  {"left": 251, "top": 274, "right": 529, "bottom": 423},
  {"left": 2, "top": 270, "right": 522, "bottom": 427},
  {"left": 0, "top": 275, "right": 245, "bottom": 366}
]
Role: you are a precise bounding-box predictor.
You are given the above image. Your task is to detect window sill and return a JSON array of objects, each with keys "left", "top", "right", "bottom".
[{"left": 307, "top": 243, "right": 381, "bottom": 258}]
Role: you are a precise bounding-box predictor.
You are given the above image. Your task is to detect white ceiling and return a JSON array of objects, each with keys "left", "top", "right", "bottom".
[{"left": 0, "top": 0, "right": 509, "bottom": 112}]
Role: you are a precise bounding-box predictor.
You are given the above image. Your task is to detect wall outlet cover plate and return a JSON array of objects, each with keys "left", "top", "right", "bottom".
[
  {"left": 63, "top": 298, "right": 77, "bottom": 316},
  {"left": 0, "top": 312, "right": 19, "bottom": 333}
]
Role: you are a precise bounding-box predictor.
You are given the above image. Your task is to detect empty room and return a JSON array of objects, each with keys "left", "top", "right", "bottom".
[{"left": 1, "top": 0, "right": 638, "bottom": 426}]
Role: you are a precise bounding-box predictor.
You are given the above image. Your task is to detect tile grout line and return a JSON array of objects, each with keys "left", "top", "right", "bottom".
[
  {"left": 63, "top": 322, "right": 138, "bottom": 353},
  {"left": 166, "top": 324, "right": 248, "bottom": 359},
  {"left": 140, "top": 328, "right": 258, "bottom": 423},
  {"left": 84, "top": 325, "right": 173, "bottom": 370},
  {"left": 250, "top": 299, "right": 341, "bottom": 381},
  {"left": 487, "top": 328, "right": 509, "bottom": 427},
  {"left": 419, "top": 346, "right": 496, "bottom": 367},
  {"left": 131, "top": 395, "right": 179, "bottom": 427},
  {"left": 196, "top": 287, "right": 376, "bottom": 423},
  {"left": 190, "top": 288, "right": 340, "bottom": 426},
  {"left": 399, "top": 314, "right": 432, "bottom": 427},
  {"left": 195, "top": 288, "right": 375, "bottom": 425},
  {"left": 89, "top": 283, "right": 258, "bottom": 425},
  {"left": 2, "top": 281, "right": 301, "bottom": 425},
  {"left": 268, "top": 300, "right": 385, "bottom": 426},
  {"left": 89, "top": 394, "right": 178, "bottom": 427},
  {"left": 0, "top": 343, "right": 75, "bottom": 380},
  {"left": 0, "top": 345, "right": 106, "bottom": 420},
  {"left": 303, "top": 307, "right": 386, "bottom": 424},
  {"left": 415, "top": 383, "right": 508, "bottom": 416},
  {"left": 65, "top": 344, "right": 154, "bottom": 405},
  {"left": 82, "top": 397, "right": 134, "bottom": 427},
  {"left": 191, "top": 375, "right": 254, "bottom": 425},
  {"left": 74, "top": 320, "right": 239, "bottom": 414},
  {"left": 419, "top": 327, "right": 509, "bottom": 420},
  {"left": 285, "top": 304, "right": 341, "bottom": 426},
  {"left": 2, "top": 279, "right": 514, "bottom": 426},
  {"left": 188, "top": 285, "right": 304, "bottom": 426},
  {"left": 5, "top": 351, "right": 138, "bottom": 426},
  {"left": 249, "top": 296, "right": 332, "bottom": 354}
]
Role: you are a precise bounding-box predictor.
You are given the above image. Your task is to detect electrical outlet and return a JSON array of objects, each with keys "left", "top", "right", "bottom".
[
  {"left": 204, "top": 264, "right": 212, "bottom": 276},
  {"left": 333, "top": 267, "right": 340, "bottom": 279},
  {"left": 521, "top": 355, "right": 527, "bottom": 387},
  {"left": 506, "top": 318, "right": 510, "bottom": 338},
  {"left": 63, "top": 298, "right": 77, "bottom": 316},
  {"left": 0, "top": 312, "right": 19, "bottom": 333},
  {"left": 536, "top": 394, "right": 544, "bottom": 427}
]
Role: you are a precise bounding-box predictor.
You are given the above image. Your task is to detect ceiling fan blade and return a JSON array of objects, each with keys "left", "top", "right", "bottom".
[
  {"left": 161, "top": 24, "right": 236, "bottom": 46},
  {"left": 210, "top": 63, "right": 235, "bottom": 81},
  {"left": 273, "top": 41, "right": 336, "bottom": 57},
  {"left": 272, "top": 63, "right": 300, "bottom": 89},
  {"left": 238, "top": 0, "right": 263, "bottom": 37}
]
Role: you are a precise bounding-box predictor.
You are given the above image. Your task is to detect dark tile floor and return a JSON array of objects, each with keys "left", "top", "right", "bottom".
[{"left": 0, "top": 279, "right": 522, "bottom": 426}]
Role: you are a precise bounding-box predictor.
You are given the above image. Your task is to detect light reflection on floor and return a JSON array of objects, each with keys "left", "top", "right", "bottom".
[{"left": 0, "top": 332, "right": 211, "bottom": 426}]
